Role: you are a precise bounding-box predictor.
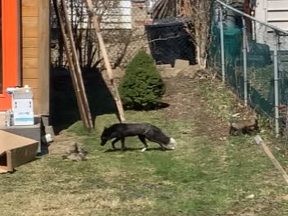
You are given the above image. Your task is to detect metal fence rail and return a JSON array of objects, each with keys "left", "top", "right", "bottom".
[{"left": 50, "top": 1, "right": 196, "bottom": 69}]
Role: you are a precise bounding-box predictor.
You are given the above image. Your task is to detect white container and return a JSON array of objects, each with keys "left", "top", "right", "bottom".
[{"left": 8, "top": 86, "right": 34, "bottom": 126}]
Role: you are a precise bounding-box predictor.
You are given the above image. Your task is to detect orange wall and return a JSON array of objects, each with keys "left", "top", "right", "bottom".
[
  {"left": 0, "top": 0, "right": 49, "bottom": 114},
  {"left": 0, "top": 0, "right": 19, "bottom": 110}
]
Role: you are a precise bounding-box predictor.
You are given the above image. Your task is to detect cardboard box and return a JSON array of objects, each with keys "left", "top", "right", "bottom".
[
  {"left": 0, "top": 112, "right": 6, "bottom": 127},
  {"left": 1, "top": 124, "right": 42, "bottom": 153},
  {"left": 0, "top": 130, "right": 39, "bottom": 173}
]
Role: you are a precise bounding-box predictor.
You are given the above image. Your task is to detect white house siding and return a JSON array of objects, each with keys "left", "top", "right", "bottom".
[
  {"left": 51, "top": 1, "right": 150, "bottom": 67},
  {"left": 254, "top": 0, "right": 288, "bottom": 50},
  {"left": 60, "top": 0, "right": 133, "bottom": 30},
  {"left": 99, "top": 0, "right": 132, "bottom": 29}
]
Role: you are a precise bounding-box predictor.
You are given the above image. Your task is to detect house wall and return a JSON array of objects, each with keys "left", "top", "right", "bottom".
[
  {"left": 100, "top": 0, "right": 132, "bottom": 29},
  {"left": 0, "top": 1, "right": 20, "bottom": 111},
  {"left": 104, "top": 1, "right": 151, "bottom": 69},
  {"left": 254, "top": 0, "right": 288, "bottom": 50},
  {"left": 21, "top": 0, "right": 50, "bottom": 115},
  {"left": 51, "top": 0, "right": 150, "bottom": 69}
]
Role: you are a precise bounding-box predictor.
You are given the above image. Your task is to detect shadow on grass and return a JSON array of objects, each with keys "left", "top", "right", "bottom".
[
  {"left": 102, "top": 147, "right": 172, "bottom": 153},
  {"left": 123, "top": 102, "right": 170, "bottom": 111},
  {"left": 50, "top": 67, "right": 117, "bottom": 134},
  {"left": 50, "top": 67, "right": 171, "bottom": 134}
]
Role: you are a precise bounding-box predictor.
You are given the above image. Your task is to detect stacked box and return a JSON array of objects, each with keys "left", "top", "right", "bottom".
[{"left": 10, "top": 87, "right": 34, "bottom": 126}]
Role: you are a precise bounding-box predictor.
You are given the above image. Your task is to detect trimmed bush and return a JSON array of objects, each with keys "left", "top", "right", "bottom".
[{"left": 119, "top": 50, "right": 165, "bottom": 110}]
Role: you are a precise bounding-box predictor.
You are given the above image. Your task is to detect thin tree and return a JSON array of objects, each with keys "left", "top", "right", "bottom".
[{"left": 182, "top": 0, "right": 213, "bottom": 69}]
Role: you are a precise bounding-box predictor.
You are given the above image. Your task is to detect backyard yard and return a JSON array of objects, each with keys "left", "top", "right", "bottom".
[{"left": 1, "top": 69, "right": 288, "bottom": 216}]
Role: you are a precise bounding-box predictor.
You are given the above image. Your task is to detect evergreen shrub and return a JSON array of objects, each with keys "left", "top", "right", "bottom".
[{"left": 119, "top": 50, "right": 165, "bottom": 110}]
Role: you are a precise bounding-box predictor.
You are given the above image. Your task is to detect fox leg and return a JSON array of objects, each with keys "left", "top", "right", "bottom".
[
  {"left": 143, "top": 134, "right": 166, "bottom": 151},
  {"left": 112, "top": 138, "right": 121, "bottom": 149},
  {"left": 138, "top": 135, "right": 148, "bottom": 152},
  {"left": 120, "top": 138, "right": 126, "bottom": 151}
]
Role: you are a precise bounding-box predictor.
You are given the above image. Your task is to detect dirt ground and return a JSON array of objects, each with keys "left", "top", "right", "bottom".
[{"left": 162, "top": 69, "right": 229, "bottom": 140}]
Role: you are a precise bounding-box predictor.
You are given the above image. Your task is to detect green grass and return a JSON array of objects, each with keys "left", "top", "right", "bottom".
[
  {"left": 1, "top": 110, "right": 288, "bottom": 216},
  {"left": 2, "top": 74, "right": 288, "bottom": 216}
]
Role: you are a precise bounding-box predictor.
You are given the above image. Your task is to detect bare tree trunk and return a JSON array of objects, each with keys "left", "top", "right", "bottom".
[
  {"left": 181, "top": 0, "right": 212, "bottom": 69},
  {"left": 192, "top": 0, "right": 212, "bottom": 69}
]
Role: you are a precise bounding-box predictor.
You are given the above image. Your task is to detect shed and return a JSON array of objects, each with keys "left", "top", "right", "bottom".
[
  {"left": 0, "top": 0, "right": 50, "bottom": 116},
  {"left": 0, "top": 0, "right": 50, "bottom": 154}
]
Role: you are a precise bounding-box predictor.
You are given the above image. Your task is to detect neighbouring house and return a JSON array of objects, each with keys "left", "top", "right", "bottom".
[
  {"left": 51, "top": 0, "right": 152, "bottom": 69},
  {"left": 254, "top": 0, "right": 288, "bottom": 49},
  {"left": 222, "top": 0, "right": 288, "bottom": 50}
]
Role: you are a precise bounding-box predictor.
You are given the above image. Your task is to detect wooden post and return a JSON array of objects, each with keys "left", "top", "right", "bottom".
[
  {"left": 53, "top": 0, "right": 88, "bottom": 128},
  {"left": 60, "top": 0, "right": 94, "bottom": 130},
  {"left": 6, "top": 151, "right": 13, "bottom": 172},
  {"left": 53, "top": 0, "right": 93, "bottom": 130},
  {"left": 84, "top": 0, "right": 126, "bottom": 123},
  {"left": 254, "top": 135, "right": 288, "bottom": 185}
]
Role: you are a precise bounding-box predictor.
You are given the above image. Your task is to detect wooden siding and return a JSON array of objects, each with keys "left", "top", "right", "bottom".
[
  {"left": 255, "top": 0, "right": 288, "bottom": 50},
  {"left": 21, "top": 0, "right": 39, "bottom": 16},
  {"left": 22, "top": 17, "right": 39, "bottom": 38},
  {"left": 21, "top": 0, "right": 50, "bottom": 115}
]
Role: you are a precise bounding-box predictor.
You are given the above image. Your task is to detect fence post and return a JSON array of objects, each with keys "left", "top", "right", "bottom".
[
  {"left": 219, "top": 5, "right": 225, "bottom": 83},
  {"left": 274, "top": 32, "right": 280, "bottom": 137},
  {"left": 242, "top": 17, "right": 248, "bottom": 106}
]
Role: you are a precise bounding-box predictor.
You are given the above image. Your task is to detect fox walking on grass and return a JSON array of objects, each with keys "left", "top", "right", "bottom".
[{"left": 100, "top": 123, "right": 176, "bottom": 152}]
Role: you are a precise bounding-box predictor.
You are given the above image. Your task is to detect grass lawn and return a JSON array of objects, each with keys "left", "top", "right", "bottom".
[
  {"left": 1, "top": 72, "right": 288, "bottom": 216},
  {"left": 1, "top": 110, "right": 288, "bottom": 216}
]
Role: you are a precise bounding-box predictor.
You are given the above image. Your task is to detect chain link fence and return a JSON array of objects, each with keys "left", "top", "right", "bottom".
[
  {"left": 50, "top": 0, "right": 150, "bottom": 70},
  {"left": 210, "top": 0, "right": 288, "bottom": 136},
  {"left": 50, "top": 0, "right": 288, "bottom": 137},
  {"left": 50, "top": 0, "right": 196, "bottom": 70}
]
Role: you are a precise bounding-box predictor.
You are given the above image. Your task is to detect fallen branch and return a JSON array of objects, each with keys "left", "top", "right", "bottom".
[{"left": 254, "top": 135, "right": 288, "bottom": 185}]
